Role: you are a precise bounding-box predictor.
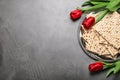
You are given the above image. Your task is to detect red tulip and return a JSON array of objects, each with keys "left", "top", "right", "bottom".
[
  {"left": 70, "top": 9, "right": 82, "bottom": 20},
  {"left": 82, "top": 17, "right": 95, "bottom": 30},
  {"left": 89, "top": 62, "right": 103, "bottom": 72}
]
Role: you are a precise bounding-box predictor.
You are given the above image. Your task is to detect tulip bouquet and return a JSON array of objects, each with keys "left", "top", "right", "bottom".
[
  {"left": 70, "top": 0, "right": 120, "bottom": 77},
  {"left": 70, "top": 0, "right": 120, "bottom": 30}
]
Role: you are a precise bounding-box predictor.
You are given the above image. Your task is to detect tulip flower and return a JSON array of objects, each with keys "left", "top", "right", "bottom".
[
  {"left": 82, "top": 17, "right": 95, "bottom": 30},
  {"left": 70, "top": 9, "right": 82, "bottom": 20},
  {"left": 88, "top": 61, "right": 119, "bottom": 77},
  {"left": 89, "top": 62, "right": 103, "bottom": 72}
]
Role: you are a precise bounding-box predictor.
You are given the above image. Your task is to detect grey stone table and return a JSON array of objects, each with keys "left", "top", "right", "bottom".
[{"left": 0, "top": 0, "right": 119, "bottom": 80}]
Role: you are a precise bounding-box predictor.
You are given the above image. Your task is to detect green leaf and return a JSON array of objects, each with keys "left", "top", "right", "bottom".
[
  {"left": 110, "top": 4, "right": 120, "bottom": 11},
  {"left": 95, "top": 9, "right": 109, "bottom": 23},
  {"left": 82, "top": 1, "right": 110, "bottom": 6},
  {"left": 90, "top": 1, "right": 109, "bottom": 5},
  {"left": 113, "top": 61, "right": 120, "bottom": 74},
  {"left": 90, "top": 0, "right": 110, "bottom": 1},
  {"left": 82, "top": 1, "right": 91, "bottom": 6},
  {"left": 106, "top": 0, "right": 120, "bottom": 11},
  {"left": 106, "top": 68, "right": 114, "bottom": 77},
  {"left": 81, "top": 3, "right": 108, "bottom": 12}
]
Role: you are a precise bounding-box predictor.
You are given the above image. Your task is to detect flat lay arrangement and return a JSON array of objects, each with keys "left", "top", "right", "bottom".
[{"left": 70, "top": 0, "right": 120, "bottom": 77}]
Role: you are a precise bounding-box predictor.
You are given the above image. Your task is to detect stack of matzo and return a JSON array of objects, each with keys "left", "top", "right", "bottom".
[
  {"left": 93, "top": 12, "right": 120, "bottom": 49},
  {"left": 82, "top": 12, "right": 120, "bottom": 59}
]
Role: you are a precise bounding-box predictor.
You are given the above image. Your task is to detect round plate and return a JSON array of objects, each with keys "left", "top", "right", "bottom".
[{"left": 77, "top": 24, "right": 120, "bottom": 62}]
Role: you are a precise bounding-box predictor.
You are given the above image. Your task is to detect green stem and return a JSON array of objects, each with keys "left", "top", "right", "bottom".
[
  {"left": 95, "top": 9, "right": 109, "bottom": 23},
  {"left": 90, "top": 0, "right": 110, "bottom": 1},
  {"left": 90, "top": 1, "right": 109, "bottom": 5},
  {"left": 80, "top": 3, "right": 108, "bottom": 12},
  {"left": 103, "top": 63, "right": 115, "bottom": 69},
  {"left": 82, "top": 1, "right": 91, "bottom": 6}
]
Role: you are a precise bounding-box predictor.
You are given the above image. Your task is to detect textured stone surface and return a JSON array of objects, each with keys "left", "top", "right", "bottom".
[{"left": 0, "top": 0, "right": 117, "bottom": 80}]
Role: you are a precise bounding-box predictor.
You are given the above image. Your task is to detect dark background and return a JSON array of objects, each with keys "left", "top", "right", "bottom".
[{"left": 0, "top": 0, "right": 119, "bottom": 80}]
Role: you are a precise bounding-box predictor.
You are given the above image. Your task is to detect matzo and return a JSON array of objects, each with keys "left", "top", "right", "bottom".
[
  {"left": 93, "top": 12, "right": 120, "bottom": 49},
  {"left": 82, "top": 26, "right": 118, "bottom": 59}
]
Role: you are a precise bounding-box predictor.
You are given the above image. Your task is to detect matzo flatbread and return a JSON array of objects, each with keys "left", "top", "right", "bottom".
[
  {"left": 82, "top": 26, "right": 118, "bottom": 59},
  {"left": 93, "top": 12, "right": 120, "bottom": 49}
]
